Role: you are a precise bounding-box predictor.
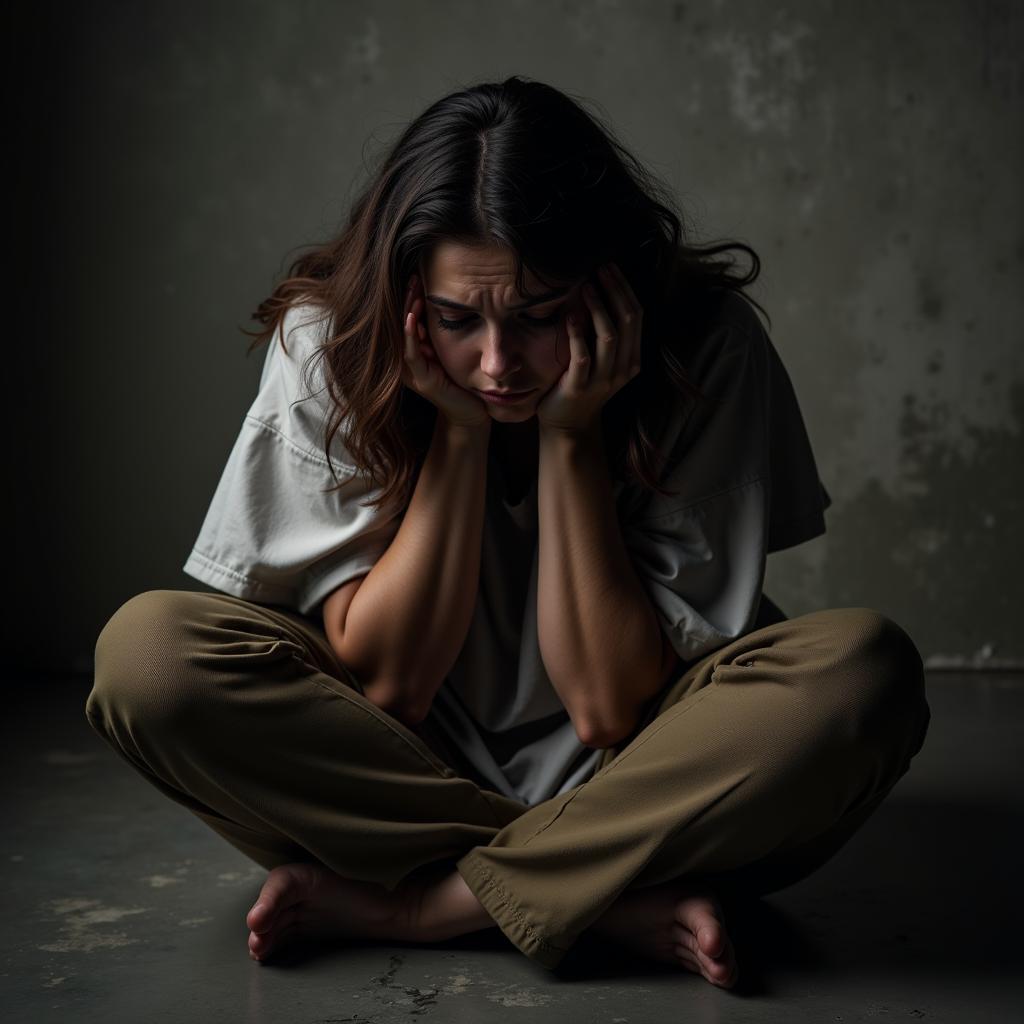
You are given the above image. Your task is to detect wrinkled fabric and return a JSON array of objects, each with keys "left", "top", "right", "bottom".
[{"left": 183, "top": 291, "right": 831, "bottom": 807}]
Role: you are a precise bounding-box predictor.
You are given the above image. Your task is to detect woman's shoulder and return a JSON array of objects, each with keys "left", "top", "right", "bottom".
[
  {"left": 273, "top": 298, "right": 333, "bottom": 361},
  {"left": 257, "top": 299, "right": 335, "bottom": 404},
  {"left": 686, "top": 285, "right": 766, "bottom": 342},
  {"left": 621, "top": 287, "right": 771, "bottom": 508},
  {"left": 246, "top": 298, "right": 355, "bottom": 464},
  {"left": 670, "top": 286, "right": 770, "bottom": 393}
]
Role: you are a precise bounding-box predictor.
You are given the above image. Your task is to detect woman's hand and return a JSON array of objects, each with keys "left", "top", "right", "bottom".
[
  {"left": 400, "top": 274, "right": 492, "bottom": 430},
  {"left": 535, "top": 261, "right": 643, "bottom": 435}
]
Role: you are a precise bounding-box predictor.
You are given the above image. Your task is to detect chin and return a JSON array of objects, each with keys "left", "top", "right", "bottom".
[{"left": 488, "top": 403, "right": 536, "bottom": 419}]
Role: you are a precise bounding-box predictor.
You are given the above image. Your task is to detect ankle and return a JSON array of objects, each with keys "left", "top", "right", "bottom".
[{"left": 417, "top": 869, "right": 498, "bottom": 943}]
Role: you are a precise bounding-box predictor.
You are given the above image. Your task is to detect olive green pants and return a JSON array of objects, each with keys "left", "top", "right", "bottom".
[{"left": 85, "top": 590, "right": 930, "bottom": 970}]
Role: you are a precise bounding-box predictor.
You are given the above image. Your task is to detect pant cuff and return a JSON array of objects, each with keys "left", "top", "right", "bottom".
[{"left": 455, "top": 849, "right": 571, "bottom": 970}]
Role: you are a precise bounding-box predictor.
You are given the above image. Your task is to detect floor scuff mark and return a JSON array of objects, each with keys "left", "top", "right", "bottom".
[
  {"left": 38, "top": 898, "right": 149, "bottom": 952},
  {"left": 484, "top": 983, "right": 554, "bottom": 1007},
  {"left": 141, "top": 874, "right": 183, "bottom": 888}
]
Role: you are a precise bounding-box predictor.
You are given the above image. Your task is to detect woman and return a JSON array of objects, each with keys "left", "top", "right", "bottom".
[{"left": 87, "top": 77, "right": 930, "bottom": 990}]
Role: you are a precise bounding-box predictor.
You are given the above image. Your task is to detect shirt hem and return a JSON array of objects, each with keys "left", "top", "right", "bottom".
[{"left": 182, "top": 549, "right": 294, "bottom": 605}]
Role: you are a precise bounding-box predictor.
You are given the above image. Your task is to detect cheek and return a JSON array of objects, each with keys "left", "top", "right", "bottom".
[{"left": 427, "top": 332, "right": 460, "bottom": 369}]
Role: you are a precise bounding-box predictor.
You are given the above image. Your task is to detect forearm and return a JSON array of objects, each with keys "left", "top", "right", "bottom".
[
  {"left": 340, "top": 416, "right": 490, "bottom": 724},
  {"left": 536, "top": 422, "right": 666, "bottom": 747}
]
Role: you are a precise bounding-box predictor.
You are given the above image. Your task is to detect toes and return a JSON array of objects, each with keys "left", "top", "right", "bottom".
[
  {"left": 697, "top": 922, "right": 725, "bottom": 958},
  {"left": 247, "top": 863, "right": 319, "bottom": 932},
  {"left": 672, "top": 922, "right": 738, "bottom": 988},
  {"left": 248, "top": 906, "right": 301, "bottom": 959},
  {"left": 247, "top": 902, "right": 272, "bottom": 933},
  {"left": 250, "top": 919, "right": 301, "bottom": 962},
  {"left": 673, "top": 890, "right": 727, "bottom": 958},
  {"left": 674, "top": 949, "right": 703, "bottom": 976},
  {"left": 699, "top": 941, "right": 739, "bottom": 988},
  {"left": 674, "top": 941, "right": 739, "bottom": 988},
  {"left": 671, "top": 918, "right": 725, "bottom": 960}
]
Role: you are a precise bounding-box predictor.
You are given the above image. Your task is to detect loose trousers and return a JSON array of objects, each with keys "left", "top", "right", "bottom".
[{"left": 85, "top": 590, "right": 930, "bottom": 970}]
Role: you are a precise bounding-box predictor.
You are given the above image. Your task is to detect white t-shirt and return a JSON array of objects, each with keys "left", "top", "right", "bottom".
[{"left": 183, "top": 289, "right": 831, "bottom": 806}]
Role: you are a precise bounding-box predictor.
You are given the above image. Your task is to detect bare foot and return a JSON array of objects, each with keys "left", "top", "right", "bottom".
[
  {"left": 245, "top": 862, "right": 427, "bottom": 962},
  {"left": 588, "top": 879, "right": 740, "bottom": 988}
]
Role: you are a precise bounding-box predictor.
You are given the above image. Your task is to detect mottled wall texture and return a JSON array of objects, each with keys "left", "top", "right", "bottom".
[{"left": 11, "top": 1, "right": 1022, "bottom": 675}]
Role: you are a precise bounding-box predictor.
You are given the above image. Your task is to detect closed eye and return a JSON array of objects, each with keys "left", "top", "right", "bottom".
[{"left": 435, "top": 311, "right": 561, "bottom": 332}]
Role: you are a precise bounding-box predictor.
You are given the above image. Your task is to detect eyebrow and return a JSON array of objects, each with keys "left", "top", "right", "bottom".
[{"left": 425, "top": 287, "right": 570, "bottom": 312}]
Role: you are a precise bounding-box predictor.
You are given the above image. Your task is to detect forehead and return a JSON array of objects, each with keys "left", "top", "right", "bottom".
[{"left": 424, "top": 240, "right": 546, "bottom": 291}]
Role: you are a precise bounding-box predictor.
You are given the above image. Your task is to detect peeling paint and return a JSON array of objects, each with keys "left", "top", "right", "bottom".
[
  {"left": 345, "top": 18, "right": 381, "bottom": 69},
  {"left": 707, "top": 21, "right": 814, "bottom": 134},
  {"left": 836, "top": 242, "right": 1022, "bottom": 506}
]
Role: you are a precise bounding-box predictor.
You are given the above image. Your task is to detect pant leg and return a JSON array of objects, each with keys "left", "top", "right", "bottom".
[
  {"left": 85, "top": 589, "right": 528, "bottom": 890},
  {"left": 454, "top": 607, "right": 931, "bottom": 970}
]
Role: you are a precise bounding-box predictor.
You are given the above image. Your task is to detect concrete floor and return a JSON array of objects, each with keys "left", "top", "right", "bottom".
[{"left": 2, "top": 671, "right": 1021, "bottom": 1023}]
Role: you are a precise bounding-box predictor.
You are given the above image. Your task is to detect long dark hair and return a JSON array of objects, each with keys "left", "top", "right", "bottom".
[{"left": 242, "top": 75, "right": 768, "bottom": 520}]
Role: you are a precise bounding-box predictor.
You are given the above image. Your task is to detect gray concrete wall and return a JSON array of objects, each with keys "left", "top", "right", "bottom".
[{"left": 12, "top": 0, "right": 1022, "bottom": 675}]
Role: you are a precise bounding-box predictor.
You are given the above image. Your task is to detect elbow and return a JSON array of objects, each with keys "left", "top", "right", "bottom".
[
  {"left": 577, "top": 636, "right": 679, "bottom": 749},
  {"left": 573, "top": 710, "right": 634, "bottom": 751},
  {"left": 576, "top": 728, "right": 618, "bottom": 750},
  {"left": 361, "top": 678, "right": 431, "bottom": 729},
  {"left": 393, "top": 699, "right": 431, "bottom": 729}
]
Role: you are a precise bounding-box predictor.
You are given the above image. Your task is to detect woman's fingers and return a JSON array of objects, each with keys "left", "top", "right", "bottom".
[
  {"left": 582, "top": 277, "right": 626, "bottom": 382},
  {"left": 403, "top": 280, "right": 427, "bottom": 379},
  {"left": 399, "top": 278, "right": 489, "bottom": 428},
  {"left": 403, "top": 306, "right": 420, "bottom": 374},
  {"left": 595, "top": 264, "right": 641, "bottom": 380}
]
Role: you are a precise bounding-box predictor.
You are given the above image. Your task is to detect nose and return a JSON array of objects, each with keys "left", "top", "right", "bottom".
[{"left": 479, "top": 324, "right": 523, "bottom": 382}]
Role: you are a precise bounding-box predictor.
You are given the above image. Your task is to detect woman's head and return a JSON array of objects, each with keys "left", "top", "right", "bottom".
[
  {"left": 245, "top": 75, "right": 765, "bottom": 516},
  {"left": 419, "top": 238, "right": 586, "bottom": 423}
]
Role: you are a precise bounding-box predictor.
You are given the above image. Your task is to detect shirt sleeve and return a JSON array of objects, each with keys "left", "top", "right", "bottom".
[
  {"left": 762, "top": 327, "right": 833, "bottom": 553},
  {"left": 619, "top": 290, "right": 828, "bottom": 663},
  {"left": 182, "top": 302, "right": 401, "bottom": 618}
]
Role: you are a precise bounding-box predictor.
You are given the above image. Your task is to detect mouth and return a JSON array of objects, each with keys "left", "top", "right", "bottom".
[{"left": 476, "top": 388, "right": 536, "bottom": 404}]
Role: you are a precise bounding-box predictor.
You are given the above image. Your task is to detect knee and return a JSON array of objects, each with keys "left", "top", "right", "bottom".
[
  {"left": 87, "top": 589, "right": 231, "bottom": 733},
  {"left": 820, "top": 607, "right": 930, "bottom": 768}
]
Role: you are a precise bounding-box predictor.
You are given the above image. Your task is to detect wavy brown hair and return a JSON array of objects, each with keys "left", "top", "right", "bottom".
[{"left": 242, "top": 75, "right": 768, "bottom": 520}]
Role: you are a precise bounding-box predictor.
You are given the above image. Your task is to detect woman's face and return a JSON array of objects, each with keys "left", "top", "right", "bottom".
[{"left": 419, "top": 240, "right": 588, "bottom": 422}]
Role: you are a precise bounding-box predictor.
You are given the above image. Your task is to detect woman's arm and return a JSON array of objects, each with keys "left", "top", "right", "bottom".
[
  {"left": 536, "top": 421, "right": 677, "bottom": 748},
  {"left": 325, "top": 416, "right": 490, "bottom": 727}
]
